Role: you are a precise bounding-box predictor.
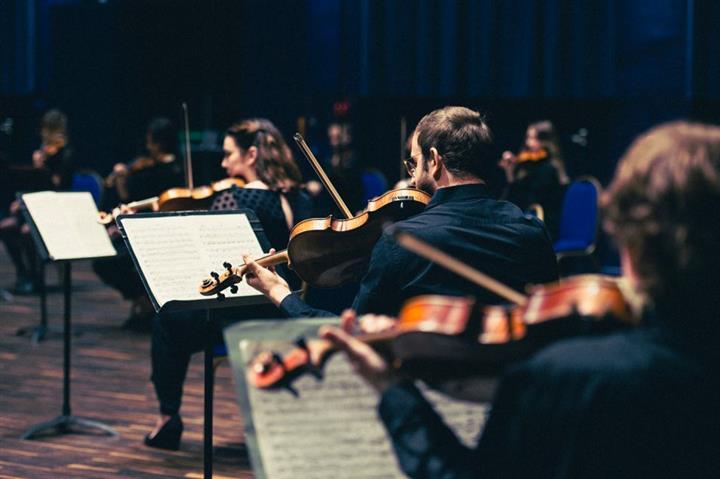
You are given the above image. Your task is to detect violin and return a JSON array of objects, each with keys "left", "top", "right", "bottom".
[
  {"left": 244, "top": 235, "right": 638, "bottom": 390},
  {"left": 198, "top": 134, "right": 431, "bottom": 295},
  {"left": 104, "top": 155, "right": 159, "bottom": 188},
  {"left": 199, "top": 186, "right": 430, "bottom": 293},
  {"left": 97, "top": 177, "right": 246, "bottom": 224},
  {"left": 516, "top": 148, "right": 549, "bottom": 163},
  {"left": 247, "top": 275, "right": 635, "bottom": 390}
]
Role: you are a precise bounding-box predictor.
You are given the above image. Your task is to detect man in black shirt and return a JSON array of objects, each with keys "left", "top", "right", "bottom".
[
  {"left": 243, "top": 106, "right": 558, "bottom": 316},
  {"left": 322, "top": 121, "right": 720, "bottom": 478}
]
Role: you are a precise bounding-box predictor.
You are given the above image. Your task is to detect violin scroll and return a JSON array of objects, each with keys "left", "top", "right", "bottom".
[{"left": 198, "top": 250, "right": 291, "bottom": 297}]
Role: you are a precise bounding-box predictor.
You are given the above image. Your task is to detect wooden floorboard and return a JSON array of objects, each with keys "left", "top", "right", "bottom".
[{"left": 0, "top": 249, "right": 254, "bottom": 478}]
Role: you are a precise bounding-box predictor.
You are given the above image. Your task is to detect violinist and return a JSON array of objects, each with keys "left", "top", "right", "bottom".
[
  {"left": 93, "top": 117, "right": 183, "bottom": 328},
  {"left": 499, "top": 120, "right": 569, "bottom": 240},
  {"left": 0, "top": 109, "right": 74, "bottom": 294},
  {"left": 243, "top": 106, "right": 558, "bottom": 318},
  {"left": 144, "top": 118, "right": 313, "bottom": 450},
  {"left": 103, "top": 117, "right": 183, "bottom": 207},
  {"left": 324, "top": 121, "right": 720, "bottom": 478}
]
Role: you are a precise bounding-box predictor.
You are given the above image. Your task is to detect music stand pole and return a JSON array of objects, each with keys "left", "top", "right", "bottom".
[
  {"left": 33, "top": 262, "right": 48, "bottom": 343},
  {"left": 203, "top": 308, "right": 214, "bottom": 479},
  {"left": 20, "top": 262, "right": 118, "bottom": 439}
]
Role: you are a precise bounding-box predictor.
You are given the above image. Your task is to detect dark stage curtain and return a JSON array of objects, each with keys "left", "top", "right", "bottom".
[{"left": 307, "top": 0, "right": 708, "bottom": 100}]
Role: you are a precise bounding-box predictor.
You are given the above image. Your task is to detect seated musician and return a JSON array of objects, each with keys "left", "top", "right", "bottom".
[
  {"left": 93, "top": 117, "right": 184, "bottom": 329},
  {"left": 145, "top": 118, "right": 313, "bottom": 450},
  {"left": 0, "top": 109, "right": 75, "bottom": 294},
  {"left": 103, "top": 117, "right": 183, "bottom": 206},
  {"left": 499, "top": 120, "right": 569, "bottom": 240},
  {"left": 243, "top": 106, "right": 558, "bottom": 317},
  {"left": 322, "top": 121, "right": 720, "bottom": 478}
]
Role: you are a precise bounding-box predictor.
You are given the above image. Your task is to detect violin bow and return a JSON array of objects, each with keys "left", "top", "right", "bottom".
[
  {"left": 394, "top": 231, "right": 527, "bottom": 306},
  {"left": 181, "top": 102, "right": 194, "bottom": 189},
  {"left": 293, "top": 133, "right": 353, "bottom": 219}
]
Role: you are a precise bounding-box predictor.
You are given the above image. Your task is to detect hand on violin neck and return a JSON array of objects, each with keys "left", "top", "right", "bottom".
[
  {"left": 320, "top": 319, "right": 396, "bottom": 394},
  {"left": 242, "top": 249, "right": 291, "bottom": 306},
  {"left": 342, "top": 309, "right": 397, "bottom": 335},
  {"left": 498, "top": 151, "right": 517, "bottom": 182}
]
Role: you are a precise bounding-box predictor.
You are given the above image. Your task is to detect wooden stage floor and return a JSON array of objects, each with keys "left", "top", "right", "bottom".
[{"left": 0, "top": 249, "right": 254, "bottom": 478}]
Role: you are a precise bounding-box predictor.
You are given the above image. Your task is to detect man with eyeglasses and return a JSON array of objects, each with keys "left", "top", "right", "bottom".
[{"left": 243, "top": 105, "right": 558, "bottom": 318}]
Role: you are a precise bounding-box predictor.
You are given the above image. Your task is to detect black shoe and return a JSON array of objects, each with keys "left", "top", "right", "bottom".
[
  {"left": 144, "top": 415, "right": 183, "bottom": 450},
  {"left": 121, "top": 312, "right": 153, "bottom": 333}
]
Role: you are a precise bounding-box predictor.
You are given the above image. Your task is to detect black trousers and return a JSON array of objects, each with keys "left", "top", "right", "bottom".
[
  {"left": 92, "top": 236, "right": 146, "bottom": 300},
  {"left": 0, "top": 214, "right": 37, "bottom": 281},
  {"left": 150, "top": 304, "right": 283, "bottom": 416}
]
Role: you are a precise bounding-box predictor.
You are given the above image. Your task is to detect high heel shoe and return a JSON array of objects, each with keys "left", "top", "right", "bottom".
[{"left": 144, "top": 415, "right": 183, "bottom": 450}]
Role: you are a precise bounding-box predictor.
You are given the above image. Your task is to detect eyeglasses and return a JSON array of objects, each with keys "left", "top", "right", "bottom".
[{"left": 403, "top": 156, "right": 418, "bottom": 176}]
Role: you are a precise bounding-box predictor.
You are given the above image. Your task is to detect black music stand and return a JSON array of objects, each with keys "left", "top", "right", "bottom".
[
  {"left": 18, "top": 191, "right": 118, "bottom": 439},
  {"left": 118, "top": 209, "right": 272, "bottom": 479}
]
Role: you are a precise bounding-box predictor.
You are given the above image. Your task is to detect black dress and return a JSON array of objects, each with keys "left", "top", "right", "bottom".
[
  {"left": 502, "top": 158, "right": 565, "bottom": 241},
  {"left": 150, "top": 186, "right": 313, "bottom": 416},
  {"left": 93, "top": 159, "right": 184, "bottom": 299}
]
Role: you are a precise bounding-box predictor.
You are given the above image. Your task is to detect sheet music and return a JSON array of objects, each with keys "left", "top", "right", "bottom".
[
  {"left": 239, "top": 339, "right": 488, "bottom": 479},
  {"left": 119, "top": 213, "right": 265, "bottom": 309},
  {"left": 21, "top": 191, "right": 116, "bottom": 261}
]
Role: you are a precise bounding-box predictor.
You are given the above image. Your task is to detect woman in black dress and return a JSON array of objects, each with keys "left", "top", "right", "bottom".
[{"left": 144, "top": 118, "right": 312, "bottom": 450}]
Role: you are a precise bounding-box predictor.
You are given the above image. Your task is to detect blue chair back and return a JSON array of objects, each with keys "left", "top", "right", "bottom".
[
  {"left": 361, "top": 169, "right": 388, "bottom": 201},
  {"left": 71, "top": 170, "right": 104, "bottom": 206},
  {"left": 553, "top": 178, "right": 600, "bottom": 255}
]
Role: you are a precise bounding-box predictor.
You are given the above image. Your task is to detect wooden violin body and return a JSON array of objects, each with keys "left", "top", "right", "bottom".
[
  {"left": 98, "top": 177, "right": 246, "bottom": 224},
  {"left": 516, "top": 148, "right": 549, "bottom": 163},
  {"left": 246, "top": 275, "right": 637, "bottom": 389},
  {"left": 154, "top": 177, "right": 246, "bottom": 211},
  {"left": 286, "top": 187, "right": 430, "bottom": 287},
  {"left": 198, "top": 186, "right": 431, "bottom": 295}
]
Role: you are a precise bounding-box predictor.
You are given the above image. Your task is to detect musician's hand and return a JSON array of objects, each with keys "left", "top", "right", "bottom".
[
  {"left": 9, "top": 200, "right": 22, "bottom": 215},
  {"left": 32, "top": 149, "right": 46, "bottom": 168},
  {"left": 320, "top": 315, "right": 396, "bottom": 393},
  {"left": 113, "top": 163, "right": 129, "bottom": 176},
  {"left": 111, "top": 204, "right": 136, "bottom": 218},
  {"left": 242, "top": 250, "right": 291, "bottom": 306},
  {"left": 305, "top": 180, "right": 323, "bottom": 197},
  {"left": 498, "top": 151, "right": 516, "bottom": 182}
]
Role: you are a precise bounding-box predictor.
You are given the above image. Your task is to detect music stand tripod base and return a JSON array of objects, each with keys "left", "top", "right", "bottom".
[
  {"left": 19, "top": 262, "right": 117, "bottom": 441},
  {"left": 21, "top": 415, "right": 118, "bottom": 439}
]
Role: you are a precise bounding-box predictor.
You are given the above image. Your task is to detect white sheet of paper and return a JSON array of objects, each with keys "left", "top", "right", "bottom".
[
  {"left": 239, "top": 339, "right": 489, "bottom": 479},
  {"left": 119, "top": 213, "right": 266, "bottom": 308},
  {"left": 21, "top": 191, "right": 116, "bottom": 261}
]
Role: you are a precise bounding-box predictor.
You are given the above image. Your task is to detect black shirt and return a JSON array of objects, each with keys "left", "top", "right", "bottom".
[
  {"left": 503, "top": 158, "right": 565, "bottom": 240},
  {"left": 126, "top": 159, "right": 183, "bottom": 202},
  {"left": 379, "top": 324, "right": 720, "bottom": 478},
  {"left": 280, "top": 183, "right": 558, "bottom": 317}
]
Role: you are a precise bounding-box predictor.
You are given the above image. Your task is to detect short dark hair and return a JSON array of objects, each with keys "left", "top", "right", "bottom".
[
  {"left": 415, "top": 106, "right": 494, "bottom": 180},
  {"left": 603, "top": 121, "right": 720, "bottom": 321},
  {"left": 147, "top": 117, "right": 177, "bottom": 154},
  {"left": 41, "top": 109, "right": 67, "bottom": 135}
]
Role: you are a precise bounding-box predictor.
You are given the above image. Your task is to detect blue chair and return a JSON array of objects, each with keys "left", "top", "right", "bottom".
[
  {"left": 71, "top": 170, "right": 104, "bottom": 207},
  {"left": 361, "top": 169, "right": 388, "bottom": 201},
  {"left": 553, "top": 177, "right": 601, "bottom": 260}
]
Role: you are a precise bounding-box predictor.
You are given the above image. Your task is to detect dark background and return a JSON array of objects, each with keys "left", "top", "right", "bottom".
[{"left": 2, "top": 0, "right": 720, "bottom": 187}]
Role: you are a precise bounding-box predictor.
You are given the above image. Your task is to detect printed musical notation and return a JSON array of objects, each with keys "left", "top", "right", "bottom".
[
  {"left": 120, "top": 213, "right": 265, "bottom": 308},
  {"left": 239, "top": 339, "right": 488, "bottom": 479},
  {"left": 21, "top": 191, "right": 116, "bottom": 261}
]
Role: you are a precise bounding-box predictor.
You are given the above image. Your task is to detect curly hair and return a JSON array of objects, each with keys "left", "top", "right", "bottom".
[
  {"left": 603, "top": 121, "right": 720, "bottom": 320},
  {"left": 225, "top": 118, "right": 302, "bottom": 192}
]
